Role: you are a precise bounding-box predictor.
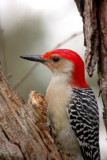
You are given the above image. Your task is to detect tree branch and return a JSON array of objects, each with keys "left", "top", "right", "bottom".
[
  {"left": 0, "top": 64, "right": 62, "bottom": 160},
  {"left": 74, "top": 0, "right": 107, "bottom": 131},
  {"left": 0, "top": 27, "right": 8, "bottom": 75},
  {"left": 53, "top": 31, "right": 82, "bottom": 49},
  {"left": 13, "top": 63, "right": 38, "bottom": 90}
]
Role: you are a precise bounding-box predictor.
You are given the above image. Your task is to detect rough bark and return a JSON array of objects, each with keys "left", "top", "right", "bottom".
[
  {"left": 98, "top": 0, "right": 107, "bottom": 132},
  {"left": 74, "top": 0, "right": 107, "bottom": 131},
  {"left": 0, "top": 65, "right": 63, "bottom": 160}
]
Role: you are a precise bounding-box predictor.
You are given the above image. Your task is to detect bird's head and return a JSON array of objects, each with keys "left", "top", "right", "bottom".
[{"left": 20, "top": 49, "right": 89, "bottom": 88}]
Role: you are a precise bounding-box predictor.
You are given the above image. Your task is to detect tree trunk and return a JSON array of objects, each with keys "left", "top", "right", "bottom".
[
  {"left": 0, "top": 65, "right": 63, "bottom": 160},
  {"left": 74, "top": 0, "right": 107, "bottom": 131}
]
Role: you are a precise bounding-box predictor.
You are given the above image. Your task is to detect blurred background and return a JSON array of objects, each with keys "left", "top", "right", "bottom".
[{"left": 0, "top": 0, "right": 107, "bottom": 159}]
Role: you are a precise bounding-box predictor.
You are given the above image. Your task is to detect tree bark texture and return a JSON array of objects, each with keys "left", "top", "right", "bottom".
[
  {"left": 74, "top": 0, "right": 107, "bottom": 131},
  {"left": 0, "top": 65, "right": 63, "bottom": 160}
]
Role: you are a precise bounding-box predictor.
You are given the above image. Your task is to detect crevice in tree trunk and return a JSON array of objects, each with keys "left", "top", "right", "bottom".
[{"left": 1, "top": 126, "right": 26, "bottom": 160}]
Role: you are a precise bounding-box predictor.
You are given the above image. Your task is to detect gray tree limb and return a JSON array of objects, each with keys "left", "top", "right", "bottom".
[
  {"left": 0, "top": 65, "right": 63, "bottom": 160},
  {"left": 74, "top": 0, "right": 107, "bottom": 131}
]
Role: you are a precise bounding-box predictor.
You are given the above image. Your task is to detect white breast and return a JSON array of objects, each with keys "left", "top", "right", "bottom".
[
  {"left": 46, "top": 73, "right": 83, "bottom": 159},
  {"left": 46, "top": 73, "right": 71, "bottom": 129}
]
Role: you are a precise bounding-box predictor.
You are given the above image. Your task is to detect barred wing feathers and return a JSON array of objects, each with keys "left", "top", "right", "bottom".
[{"left": 68, "top": 87, "right": 100, "bottom": 160}]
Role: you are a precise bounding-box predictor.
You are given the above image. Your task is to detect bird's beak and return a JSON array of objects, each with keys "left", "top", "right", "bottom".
[{"left": 20, "top": 55, "right": 49, "bottom": 64}]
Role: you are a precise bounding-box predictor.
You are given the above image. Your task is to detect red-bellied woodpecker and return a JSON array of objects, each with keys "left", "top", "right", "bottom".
[{"left": 21, "top": 49, "right": 100, "bottom": 160}]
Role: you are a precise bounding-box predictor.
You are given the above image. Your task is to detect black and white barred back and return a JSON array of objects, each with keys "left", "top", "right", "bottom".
[{"left": 68, "top": 87, "right": 100, "bottom": 160}]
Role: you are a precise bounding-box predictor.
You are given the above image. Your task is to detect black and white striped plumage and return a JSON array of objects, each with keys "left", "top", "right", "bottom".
[
  {"left": 21, "top": 49, "right": 100, "bottom": 159},
  {"left": 68, "top": 87, "right": 100, "bottom": 160}
]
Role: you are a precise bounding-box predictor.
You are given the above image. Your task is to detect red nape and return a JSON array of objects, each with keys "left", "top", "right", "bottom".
[{"left": 43, "top": 49, "right": 89, "bottom": 88}]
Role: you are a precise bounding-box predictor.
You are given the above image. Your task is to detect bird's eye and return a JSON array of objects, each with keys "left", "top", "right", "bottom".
[{"left": 52, "top": 57, "right": 60, "bottom": 62}]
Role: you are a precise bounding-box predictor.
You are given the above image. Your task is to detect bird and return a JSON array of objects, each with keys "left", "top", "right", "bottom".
[{"left": 20, "top": 49, "right": 100, "bottom": 160}]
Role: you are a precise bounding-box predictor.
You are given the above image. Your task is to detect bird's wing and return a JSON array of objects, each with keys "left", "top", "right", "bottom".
[{"left": 67, "top": 87, "right": 100, "bottom": 160}]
